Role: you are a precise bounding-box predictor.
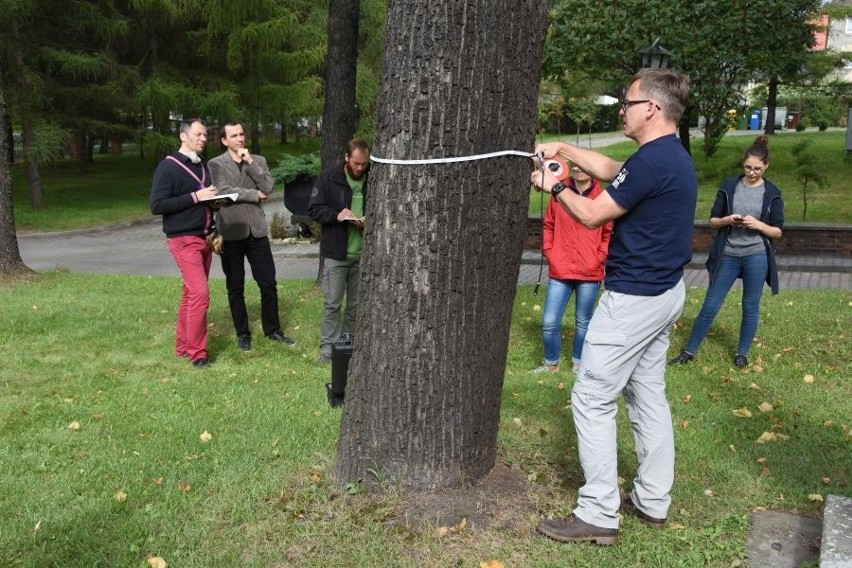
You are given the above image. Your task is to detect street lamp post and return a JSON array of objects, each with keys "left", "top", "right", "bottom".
[
  {"left": 638, "top": 37, "right": 672, "bottom": 70},
  {"left": 637, "top": 38, "right": 689, "bottom": 152}
]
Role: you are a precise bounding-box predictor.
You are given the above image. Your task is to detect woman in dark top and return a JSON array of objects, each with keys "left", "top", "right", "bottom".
[{"left": 671, "top": 136, "right": 784, "bottom": 368}]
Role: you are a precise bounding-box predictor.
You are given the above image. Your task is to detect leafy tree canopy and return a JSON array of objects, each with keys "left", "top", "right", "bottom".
[{"left": 545, "top": 0, "right": 827, "bottom": 156}]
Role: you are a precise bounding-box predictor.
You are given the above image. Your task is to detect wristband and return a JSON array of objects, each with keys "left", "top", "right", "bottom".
[{"left": 551, "top": 182, "right": 567, "bottom": 197}]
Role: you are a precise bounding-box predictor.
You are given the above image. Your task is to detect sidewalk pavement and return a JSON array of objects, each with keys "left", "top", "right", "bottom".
[{"left": 17, "top": 216, "right": 852, "bottom": 290}]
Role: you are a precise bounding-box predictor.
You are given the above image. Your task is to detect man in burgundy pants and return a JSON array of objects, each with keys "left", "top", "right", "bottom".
[{"left": 150, "top": 118, "right": 219, "bottom": 368}]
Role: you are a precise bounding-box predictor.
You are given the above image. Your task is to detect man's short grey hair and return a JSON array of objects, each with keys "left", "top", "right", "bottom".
[
  {"left": 631, "top": 69, "right": 690, "bottom": 123},
  {"left": 180, "top": 118, "right": 205, "bottom": 134}
]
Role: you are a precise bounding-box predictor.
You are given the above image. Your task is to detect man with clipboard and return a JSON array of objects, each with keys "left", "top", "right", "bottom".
[{"left": 149, "top": 118, "right": 219, "bottom": 368}]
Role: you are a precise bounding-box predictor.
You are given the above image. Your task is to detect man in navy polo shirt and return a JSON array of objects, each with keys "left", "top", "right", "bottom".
[{"left": 530, "top": 68, "right": 696, "bottom": 546}]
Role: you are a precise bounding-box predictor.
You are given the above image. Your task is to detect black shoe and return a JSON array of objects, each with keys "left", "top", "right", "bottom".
[
  {"left": 621, "top": 496, "right": 666, "bottom": 529},
  {"left": 733, "top": 353, "right": 748, "bottom": 368},
  {"left": 537, "top": 514, "right": 619, "bottom": 546},
  {"left": 192, "top": 358, "right": 209, "bottom": 368},
  {"left": 267, "top": 331, "right": 296, "bottom": 346},
  {"left": 237, "top": 334, "right": 252, "bottom": 352},
  {"left": 669, "top": 350, "right": 695, "bottom": 365}
]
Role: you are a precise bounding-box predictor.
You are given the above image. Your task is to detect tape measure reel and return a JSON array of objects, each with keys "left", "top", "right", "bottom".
[{"left": 543, "top": 156, "right": 570, "bottom": 182}]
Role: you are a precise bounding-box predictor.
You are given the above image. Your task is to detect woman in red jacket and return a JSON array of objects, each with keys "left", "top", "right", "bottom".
[{"left": 534, "top": 165, "right": 612, "bottom": 373}]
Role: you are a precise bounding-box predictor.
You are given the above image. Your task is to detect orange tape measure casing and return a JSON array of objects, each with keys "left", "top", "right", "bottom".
[{"left": 543, "top": 156, "right": 570, "bottom": 182}]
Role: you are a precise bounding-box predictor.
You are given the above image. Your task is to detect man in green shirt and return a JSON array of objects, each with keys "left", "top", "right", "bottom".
[{"left": 308, "top": 139, "right": 370, "bottom": 363}]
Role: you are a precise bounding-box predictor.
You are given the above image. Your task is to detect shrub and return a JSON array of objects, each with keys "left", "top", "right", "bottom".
[
  {"left": 271, "top": 152, "right": 321, "bottom": 185},
  {"left": 791, "top": 139, "right": 827, "bottom": 221},
  {"left": 27, "top": 123, "right": 69, "bottom": 166},
  {"left": 142, "top": 131, "right": 176, "bottom": 161},
  {"left": 269, "top": 209, "right": 320, "bottom": 241},
  {"left": 269, "top": 211, "right": 291, "bottom": 239},
  {"left": 805, "top": 98, "right": 836, "bottom": 132}
]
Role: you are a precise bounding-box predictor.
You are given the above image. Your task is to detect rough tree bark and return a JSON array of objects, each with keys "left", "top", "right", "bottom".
[
  {"left": 250, "top": 120, "right": 261, "bottom": 155},
  {"left": 320, "top": 0, "right": 360, "bottom": 171},
  {"left": 764, "top": 75, "right": 779, "bottom": 136},
  {"left": 334, "top": 0, "right": 549, "bottom": 490},
  {"left": 0, "top": 70, "right": 29, "bottom": 275},
  {"left": 11, "top": 23, "right": 44, "bottom": 210},
  {"left": 317, "top": 0, "right": 360, "bottom": 285},
  {"left": 4, "top": 108, "right": 11, "bottom": 165},
  {"left": 678, "top": 110, "right": 692, "bottom": 157}
]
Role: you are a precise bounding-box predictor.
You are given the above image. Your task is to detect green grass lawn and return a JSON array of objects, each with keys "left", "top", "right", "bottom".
[
  {"left": 11, "top": 138, "right": 321, "bottom": 233},
  {"left": 529, "top": 129, "right": 851, "bottom": 222},
  {"left": 1, "top": 274, "right": 849, "bottom": 566}
]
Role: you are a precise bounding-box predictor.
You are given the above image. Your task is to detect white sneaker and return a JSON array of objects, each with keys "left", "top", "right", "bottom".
[{"left": 531, "top": 365, "right": 558, "bottom": 373}]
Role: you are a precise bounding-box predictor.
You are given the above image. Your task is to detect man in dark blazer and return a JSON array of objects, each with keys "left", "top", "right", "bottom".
[{"left": 209, "top": 121, "right": 295, "bottom": 351}]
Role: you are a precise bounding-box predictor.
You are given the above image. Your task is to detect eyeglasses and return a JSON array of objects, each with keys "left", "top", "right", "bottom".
[
  {"left": 621, "top": 99, "right": 661, "bottom": 111},
  {"left": 743, "top": 165, "right": 765, "bottom": 173}
]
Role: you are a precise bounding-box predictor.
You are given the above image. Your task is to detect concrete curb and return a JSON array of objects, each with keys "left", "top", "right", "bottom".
[
  {"left": 17, "top": 216, "right": 160, "bottom": 239},
  {"left": 821, "top": 495, "right": 852, "bottom": 568}
]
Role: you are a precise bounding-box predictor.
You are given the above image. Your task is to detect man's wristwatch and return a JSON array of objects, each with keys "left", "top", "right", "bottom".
[{"left": 550, "top": 182, "right": 567, "bottom": 197}]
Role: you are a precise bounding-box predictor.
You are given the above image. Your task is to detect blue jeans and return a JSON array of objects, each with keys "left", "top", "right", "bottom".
[
  {"left": 542, "top": 279, "right": 600, "bottom": 366},
  {"left": 685, "top": 252, "right": 768, "bottom": 356}
]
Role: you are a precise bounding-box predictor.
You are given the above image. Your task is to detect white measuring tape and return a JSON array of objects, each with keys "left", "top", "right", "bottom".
[{"left": 370, "top": 149, "right": 535, "bottom": 165}]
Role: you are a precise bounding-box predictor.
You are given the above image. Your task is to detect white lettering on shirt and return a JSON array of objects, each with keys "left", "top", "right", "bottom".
[{"left": 612, "top": 167, "right": 628, "bottom": 189}]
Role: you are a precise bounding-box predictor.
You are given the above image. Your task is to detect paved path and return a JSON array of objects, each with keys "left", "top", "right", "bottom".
[{"left": 17, "top": 212, "right": 851, "bottom": 289}]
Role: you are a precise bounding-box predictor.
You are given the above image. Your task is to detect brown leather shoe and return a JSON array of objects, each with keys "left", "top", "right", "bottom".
[
  {"left": 621, "top": 496, "right": 666, "bottom": 529},
  {"left": 537, "top": 514, "right": 619, "bottom": 545}
]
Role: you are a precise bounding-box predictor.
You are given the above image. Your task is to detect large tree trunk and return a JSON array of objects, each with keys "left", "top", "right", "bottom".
[
  {"left": 279, "top": 121, "right": 288, "bottom": 145},
  {"left": 0, "top": 71, "right": 29, "bottom": 275},
  {"left": 318, "top": 0, "right": 360, "bottom": 285},
  {"left": 86, "top": 134, "right": 96, "bottom": 164},
  {"left": 4, "top": 107, "right": 11, "bottom": 165},
  {"left": 334, "top": 0, "right": 549, "bottom": 491},
  {"left": 320, "top": 0, "right": 359, "bottom": 171},
  {"left": 250, "top": 119, "right": 261, "bottom": 155},
  {"left": 10, "top": 23, "right": 44, "bottom": 210},
  {"left": 19, "top": 109, "right": 43, "bottom": 209},
  {"left": 678, "top": 106, "right": 692, "bottom": 157},
  {"left": 74, "top": 131, "right": 89, "bottom": 173},
  {"left": 764, "top": 75, "right": 778, "bottom": 135}
]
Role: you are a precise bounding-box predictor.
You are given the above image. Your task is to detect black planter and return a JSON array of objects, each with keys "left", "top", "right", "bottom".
[{"left": 283, "top": 176, "right": 316, "bottom": 235}]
